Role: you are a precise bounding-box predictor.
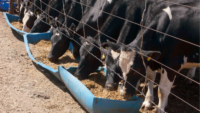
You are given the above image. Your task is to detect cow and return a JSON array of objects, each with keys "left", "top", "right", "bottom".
[
  {"left": 101, "top": 1, "right": 200, "bottom": 113},
  {"left": 22, "top": 0, "right": 50, "bottom": 32},
  {"left": 19, "top": 0, "right": 27, "bottom": 23},
  {"left": 29, "top": 0, "right": 65, "bottom": 33},
  {"left": 71, "top": 0, "right": 130, "bottom": 80},
  {"left": 47, "top": 0, "right": 83, "bottom": 62}
]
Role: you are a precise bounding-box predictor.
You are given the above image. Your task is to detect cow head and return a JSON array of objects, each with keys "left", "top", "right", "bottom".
[
  {"left": 19, "top": 0, "right": 33, "bottom": 23},
  {"left": 29, "top": 13, "right": 51, "bottom": 33},
  {"left": 103, "top": 41, "right": 160, "bottom": 99},
  {"left": 74, "top": 36, "right": 103, "bottom": 80},
  {"left": 101, "top": 41, "right": 122, "bottom": 91},
  {"left": 19, "top": 0, "right": 25, "bottom": 23},
  {"left": 47, "top": 24, "right": 75, "bottom": 62},
  {"left": 22, "top": 9, "right": 38, "bottom": 32}
]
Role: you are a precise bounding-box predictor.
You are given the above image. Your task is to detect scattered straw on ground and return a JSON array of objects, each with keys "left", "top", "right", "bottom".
[{"left": 11, "top": 21, "right": 23, "bottom": 30}]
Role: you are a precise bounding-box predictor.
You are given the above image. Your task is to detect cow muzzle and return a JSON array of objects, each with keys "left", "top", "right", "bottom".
[
  {"left": 120, "top": 87, "right": 134, "bottom": 100},
  {"left": 74, "top": 71, "right": 89, "bottom": 80},
  {"left": 105, "top": 83, "right": 118, "bottom": 91},
  {"left": 47, "top": 55, "right": 58, "bottom": 63}
]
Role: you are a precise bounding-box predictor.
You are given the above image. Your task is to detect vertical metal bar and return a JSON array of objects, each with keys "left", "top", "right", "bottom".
[{"left": 9, "top": 0, "right": 14, "bottom": 14}]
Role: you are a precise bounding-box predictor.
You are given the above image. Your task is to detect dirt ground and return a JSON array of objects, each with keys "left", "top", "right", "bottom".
[{"left": 0, "top": 12, "right": 86, "bottom": 113}]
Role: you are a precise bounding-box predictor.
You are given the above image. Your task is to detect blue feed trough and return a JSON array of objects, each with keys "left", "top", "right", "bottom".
[
  {"left": 0, "top": 2, "right": 17, "bottom": 11},
  {"left": 23, "top": 32, "right": 143, "bottom": 113},
  {"left": 3, "top": 12, "right": 27, "bottom": 36}
]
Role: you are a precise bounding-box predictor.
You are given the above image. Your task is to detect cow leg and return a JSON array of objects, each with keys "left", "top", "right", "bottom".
[
  {"left": 186, "top": 67, "right": 196, "bottom": 84},
  {"left": 156, "top": 68, "right": 175, "bottom": 113},
  {"left": 141, "top": 66, "right": 156, "bottom": 111}
]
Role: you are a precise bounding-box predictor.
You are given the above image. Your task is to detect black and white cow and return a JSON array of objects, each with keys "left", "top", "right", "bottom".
[
  {"left": 72, "top": 0, "right": 131, "bottom": 80},
  {"left": 102, "top": 0, "right": 198, "bottom": 90},
  {"left": 22, "top": 0, "right": 50, "bottom": 32},
  {"left": 47, "top": 0, "right": 83, "bottom": 62},
  {"left": 29, "top": 0, "right": 65, "bottom": 33},
  {"left": 19, "top": 0, "right": 29, "bottom": 23},
  {"left": 102, "top": 0, "right": 200, "bottom": 112},
  {"left": 73, "top": 0, "right": 197, "bottom": 81}
]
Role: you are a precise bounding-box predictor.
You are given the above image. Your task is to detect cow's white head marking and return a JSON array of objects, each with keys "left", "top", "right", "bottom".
[
  {"left": 55, "top": 33, "right": 60, "bottom": 36},
  {"left": 107, "top": 0, "right": 112, "bottom": 4},
  {"left": 163, "top": 6, "right": 172, "bottom": 20},
  {"left": 111, "top": 50, "right": 119, "bottom": 60},
  {"left": 119, "top": 50, "right": 136, "bottom": 81}
]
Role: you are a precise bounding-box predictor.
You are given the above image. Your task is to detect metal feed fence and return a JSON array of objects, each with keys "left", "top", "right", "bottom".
[{"left": 25, "top": 0, "right": 200, "bottom": 112}]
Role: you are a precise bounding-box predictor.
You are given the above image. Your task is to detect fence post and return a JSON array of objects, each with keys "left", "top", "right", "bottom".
[
  {"left": 17, "top": 0, "right": 20, "bottom": 11},
  {"left": 9, "top": 0, "right": 14, "bottom": 14}
]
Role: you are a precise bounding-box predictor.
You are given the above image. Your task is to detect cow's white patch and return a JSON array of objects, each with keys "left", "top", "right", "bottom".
[
  {"left": 85, "top": 41, "right": 89, "bottom": 46},
  {"left": 120, "top": 85, "right": 126, "bottom": 96},
  {"left": 119, "top": 50, "right": 136, "bottom": 81},
  {"left": 141, "top": 66, "right": 157, "bottom": 110},
  {"left": 157, "top": 68, "right": 174, "bottom": 112},
  {"left": 196, "top": 53, "right": 199, "bottom": 55},
  {"left": 111, "top": 50, "right": 119, "bottom": 59},
  {"left": 20, "top": 3, "right": 23, "bottom": 13},
  {"left": 163, "top": 6, "right": 172, "bottom": 20},
  {"left": 22, "top": 24, "right": 30, "bottom": 32},
  {"left": 37, "top": 14, "right": 40, "bottom": 19},
  {"left": 136, "top": 80, "right": 140, "bottom": 90},
  {"left": 55, "top": 33, "right": 60, "bottom": 36},
  {"left": 22, "top": 12, "right": 31, "bottom": 32},
  {"left": 107, "top": 0, "right": 112, "bottom": 3},
  {"left": 187, "top": 67, "right": 196, "bottom": 80},
  {"left": 118, "top": 50, "right": 136, "bottom": 95},
  {"left": 30, "top": 11, "right": 33, "bottom": 15},
  {"left": 180, "top": 56, "right": 200, "bottom": 69}
]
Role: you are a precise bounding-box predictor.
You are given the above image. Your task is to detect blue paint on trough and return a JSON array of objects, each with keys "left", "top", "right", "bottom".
[
  {"left": 0, "top": 1, "right": 17, "bottom": 11},
  {"left": 23, "top": 32, "right": 143, "bottom": 113},
  {"left": 3, "top": 12, "right": 27, "bottom": 36}
]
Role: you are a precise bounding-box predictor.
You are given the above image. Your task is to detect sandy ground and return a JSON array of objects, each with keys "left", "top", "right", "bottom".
[{"left": 0, "top": 12, "right": 86, "bottom": 113}]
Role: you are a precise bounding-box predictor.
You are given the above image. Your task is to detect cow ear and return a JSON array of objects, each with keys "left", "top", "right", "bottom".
[
  {"left": 100, "top": 46, "right": 108, "bottom": 60},
  {"left": 144, "top": 51, "right": 161, "bottom": 62}
]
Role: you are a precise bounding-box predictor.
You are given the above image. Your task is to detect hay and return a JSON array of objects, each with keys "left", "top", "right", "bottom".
[{"left": 11, "top": 21, "right": 23, "bottom": 30}]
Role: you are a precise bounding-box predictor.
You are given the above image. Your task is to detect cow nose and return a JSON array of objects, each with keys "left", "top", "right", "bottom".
[
  {"left": 74, "top": 71, "right": 88, "bottom": 80},
  {"left": 105, "top": 83, "right": 118, "bottom": 91},
  {"left": 47, "top": 55, "right": 58, "bottom": 62},
  {"left": 120, "top": 88, "right": 133, "bottom": 100},
  {"left": 123, "top": 94, "right": 133, "bottom": 100}
]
